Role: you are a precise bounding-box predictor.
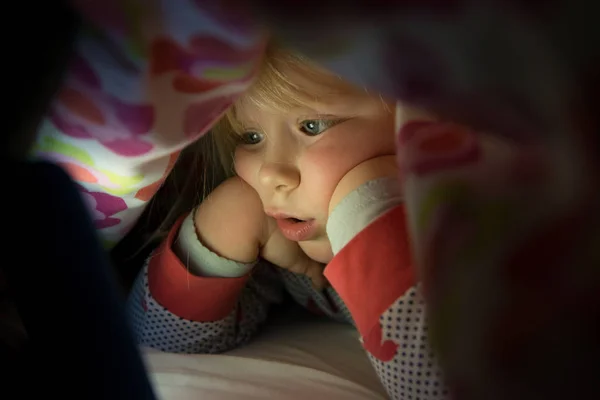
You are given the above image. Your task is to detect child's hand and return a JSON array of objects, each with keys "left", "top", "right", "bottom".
[
  {"left": 194, "top": 177, "right": 271, "bottom": 264},
  {"left": 260, "top": 222, "right": 328, "bottom": 290},
  {"left": 195, "top": 176, "right": 327, "bottom": 289},
  {"left": 328, "top": 155, "right": 399, "bottom": 215}
]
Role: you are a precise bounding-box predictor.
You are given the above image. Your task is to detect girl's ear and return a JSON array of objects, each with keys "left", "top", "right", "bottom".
[{"left": 4, "top": 1, "right": 79, "bottom": 160}]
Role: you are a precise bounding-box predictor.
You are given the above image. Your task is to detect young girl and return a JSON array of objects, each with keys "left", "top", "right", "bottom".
[
  {"left": 32, "top": 2, "right": 599, "bottom": 400},
  {"left": 126, "top": 46, "right": 447, "bottom": 400}
]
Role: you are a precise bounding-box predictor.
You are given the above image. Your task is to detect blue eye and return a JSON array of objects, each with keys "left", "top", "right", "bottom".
[
  {"left": 298, "top": 119, "right": 339, "bottom": 136},
  {"left": 239, "top": 131, "right": 264, "bottom": 145}
]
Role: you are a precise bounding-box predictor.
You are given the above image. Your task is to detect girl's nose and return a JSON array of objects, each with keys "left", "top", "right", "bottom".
[{"left": 258, "top": 162, "right": 301, "bottom": 193}]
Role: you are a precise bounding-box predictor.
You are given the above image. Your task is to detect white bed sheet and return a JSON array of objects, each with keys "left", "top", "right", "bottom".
[{"left": 141, "top": 314, "right": 387, "bottom": 399}]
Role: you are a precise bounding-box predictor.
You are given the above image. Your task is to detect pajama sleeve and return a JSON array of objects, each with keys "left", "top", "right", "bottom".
[
  {"left": 127, "top": 213, "right": 283, "bottom": 353},
  {"left": 325, "top": 177, "right": 449, "bottom": 400}
]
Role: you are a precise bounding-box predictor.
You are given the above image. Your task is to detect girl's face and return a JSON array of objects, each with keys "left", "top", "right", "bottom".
[{"left": 233, "top": 67, "right": 396, "bottom": 263}]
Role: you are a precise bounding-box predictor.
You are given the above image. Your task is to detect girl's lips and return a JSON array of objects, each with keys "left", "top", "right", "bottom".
[{"left": 275, "top": 218, "right": 317, "bottom": 242}]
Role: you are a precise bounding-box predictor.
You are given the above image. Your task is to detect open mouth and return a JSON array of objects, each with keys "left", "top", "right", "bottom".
[{"left": 275, "top": 217, "right": 316, "bottom": 242}]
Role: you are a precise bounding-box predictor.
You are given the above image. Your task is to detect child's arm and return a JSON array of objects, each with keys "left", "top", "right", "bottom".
[
  {"left": 324, "top": 157, "right": 448, "bottom": 400},
  {"left": 127, "top": 177, "right": 322, "bottom": 353}
]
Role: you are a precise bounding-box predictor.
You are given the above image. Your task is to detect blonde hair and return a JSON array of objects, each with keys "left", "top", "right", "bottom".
[
  {"left": 211, "top": 44, "right": 364, "bottom": 177},
  {"left": 113, "top": 45, "right": 366, "bottom": 282}
]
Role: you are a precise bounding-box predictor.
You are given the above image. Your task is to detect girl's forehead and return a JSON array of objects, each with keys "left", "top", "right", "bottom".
[
  {"left": 234, "top": 84, "right": 369, "bottom": 119},
  {"left": 233, "top": 92, "right": 357, "bottom": 126},
  {"left": 229, "top": 54, "right": 378, "bottom": 127}
]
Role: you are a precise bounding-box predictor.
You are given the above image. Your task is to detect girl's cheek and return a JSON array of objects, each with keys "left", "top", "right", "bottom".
[
  {"left": 301, "top": 147, "right": 355, "bottom": 195},
  {"left": 233, "top": 151, "right": 255, "bottom": 183}
]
